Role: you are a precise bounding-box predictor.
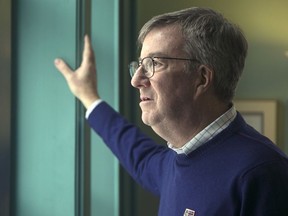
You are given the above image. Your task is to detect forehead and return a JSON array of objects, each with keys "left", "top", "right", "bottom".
[{"left": 140, "top": 26, "right": 186, "bottom": 57}]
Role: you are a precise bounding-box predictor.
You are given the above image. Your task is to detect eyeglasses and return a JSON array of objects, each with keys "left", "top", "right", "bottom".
[{"left": 129, "top": 56, "right": 199, "bottom": 78}]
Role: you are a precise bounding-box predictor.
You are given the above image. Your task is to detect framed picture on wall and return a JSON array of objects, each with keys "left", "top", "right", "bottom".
[{"left": 234, "top": 100, "right": 278, "bottom": 143}]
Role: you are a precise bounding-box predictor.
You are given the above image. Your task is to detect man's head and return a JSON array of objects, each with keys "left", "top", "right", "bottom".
[
  {"left": 138, "top": 7, "right": 248, "bottom": 103},
  {"left": 130, "top": 7, "right": 248, "bottom": 144}
]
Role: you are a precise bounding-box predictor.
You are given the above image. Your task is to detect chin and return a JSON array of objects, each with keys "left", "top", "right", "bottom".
[
  {"left": 141, "top": 115, "right": 152, "bottom": 126},
  {"left": 141, "top": 112, "right": 163, "bottom": 127},
  {"left": 141, "top": 111, "right": 156, "bottom": 126}
]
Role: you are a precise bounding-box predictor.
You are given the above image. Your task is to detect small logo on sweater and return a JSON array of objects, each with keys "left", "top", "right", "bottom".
[{"left": 183, "top": 208, "right": 196, "bottom": 216}]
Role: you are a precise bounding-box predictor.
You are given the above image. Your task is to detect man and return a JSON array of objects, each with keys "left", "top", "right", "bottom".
[{"left": 55, "top": 7, "right": 288, "bottom": 216}]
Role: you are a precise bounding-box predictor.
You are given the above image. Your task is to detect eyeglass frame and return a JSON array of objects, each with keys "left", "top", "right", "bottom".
[{"left": 129, "top": 56, "right": 200, "bottom": 78}]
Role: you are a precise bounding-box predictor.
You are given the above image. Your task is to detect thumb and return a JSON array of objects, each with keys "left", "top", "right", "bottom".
[{"left": 54, "top": 58, "right": 73, "bottom": 79}]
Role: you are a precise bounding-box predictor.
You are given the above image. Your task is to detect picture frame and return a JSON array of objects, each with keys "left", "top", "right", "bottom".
[{"left": 234, "top": 100, "right": 278, "bottom": 143}]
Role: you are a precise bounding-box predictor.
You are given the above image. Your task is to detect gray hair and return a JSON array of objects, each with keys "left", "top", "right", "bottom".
[{"left": 138, "top": 7, "right": 248, "bottom": 103}]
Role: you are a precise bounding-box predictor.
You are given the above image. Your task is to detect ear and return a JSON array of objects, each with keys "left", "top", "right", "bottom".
[{"left": 195, "top": 65, "right": 214, "bottom": 96}]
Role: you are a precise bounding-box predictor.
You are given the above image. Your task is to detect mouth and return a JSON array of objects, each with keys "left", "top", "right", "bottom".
[{"left": 140, "top": 96, "right": 152, "bottom": 102}]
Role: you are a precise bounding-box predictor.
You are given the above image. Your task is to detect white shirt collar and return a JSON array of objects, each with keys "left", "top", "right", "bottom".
[{"left": 168, "top": 106, "right": 237, "bottom": 155}]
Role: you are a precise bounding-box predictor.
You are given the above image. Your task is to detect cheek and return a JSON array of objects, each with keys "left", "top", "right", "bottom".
[
  {"left": 155, "top": 82, "right": 187, "bottom": 109},
  {"left": 153, "top": 79, "right": 173, "bottom": 103},
  {"left": 152, "top": 71, "right": 196, "bottom": 106},
  {"left": 169, "top": 76, "right": 196, "bottom": 99}
]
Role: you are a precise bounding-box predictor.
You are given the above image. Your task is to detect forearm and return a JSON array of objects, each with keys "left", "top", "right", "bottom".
[{"left": 87, "top": 101, "right": 165, "bottom": 194}]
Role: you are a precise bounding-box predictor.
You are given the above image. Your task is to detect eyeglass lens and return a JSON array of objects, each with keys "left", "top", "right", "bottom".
[{"left": 129, "top": 57, "right": 154, "bottom": 78}]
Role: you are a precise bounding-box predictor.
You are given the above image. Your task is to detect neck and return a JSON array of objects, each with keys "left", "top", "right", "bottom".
[{"left": 152, "top": 101, "right": 231, "bottom": 148}]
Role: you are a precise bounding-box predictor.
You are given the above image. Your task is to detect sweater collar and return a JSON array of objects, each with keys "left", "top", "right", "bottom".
[{"left": 168, "top": 106, "right": 237, "bottom": 155}]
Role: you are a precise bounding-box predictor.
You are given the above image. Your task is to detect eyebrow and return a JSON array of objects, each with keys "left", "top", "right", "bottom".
[{"left": 139, "top": 52, "right": 168, "bottom": 60}]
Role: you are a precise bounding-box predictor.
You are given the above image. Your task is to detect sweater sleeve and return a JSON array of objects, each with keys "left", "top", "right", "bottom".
[
  {"left": 240, "top": 159, "right": 288, "bottom": 216},
  {"left": 87, "top": 102, "right": 169, "bottom": 195}
]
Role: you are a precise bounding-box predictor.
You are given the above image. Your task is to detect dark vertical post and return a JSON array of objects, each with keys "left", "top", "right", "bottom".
[
  {"left": 0, "top": 0, "right": 11, "bottom": 215},
  {"left": 75, "top": 0, "right": 91, "bottom": 216},
  {"left": 119, "top": 0, "right": 138, "bottom": 215}
]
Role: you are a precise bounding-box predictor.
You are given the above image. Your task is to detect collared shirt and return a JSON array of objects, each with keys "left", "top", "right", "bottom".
[{"left": 168, "top": 106, "right": 237, "bottom": 155}]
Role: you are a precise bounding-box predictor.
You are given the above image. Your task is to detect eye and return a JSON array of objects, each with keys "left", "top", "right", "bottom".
[
  {"left": 141, "top": 58, "right": 153, "bottom": 71},
  {"left": 152, "top": 59, "right": 160, "bottom": 66},
  {"left": 152, "top": 58, "right": 164, "bottom": 69}
]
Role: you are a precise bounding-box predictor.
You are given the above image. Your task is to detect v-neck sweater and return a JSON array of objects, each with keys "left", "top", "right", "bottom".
[{"left": 88, "top": 102, "right": 288, "bottom": 216}]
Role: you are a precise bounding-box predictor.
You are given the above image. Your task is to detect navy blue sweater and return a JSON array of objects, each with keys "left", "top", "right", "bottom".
[{"left": 88, "top": 102, "right": 288, "bottom": 216}]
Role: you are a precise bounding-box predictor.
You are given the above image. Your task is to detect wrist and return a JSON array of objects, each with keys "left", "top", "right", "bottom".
[{"left": 80, "top": 95, "right": 100, "bottom": 109}]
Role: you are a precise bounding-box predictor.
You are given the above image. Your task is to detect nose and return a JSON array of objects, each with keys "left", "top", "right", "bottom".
[{"left": 130, "top": 67, "right": 150, "bottom": 89}]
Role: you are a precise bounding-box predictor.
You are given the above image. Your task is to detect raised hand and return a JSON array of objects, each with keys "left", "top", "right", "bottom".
[{"left": 54, "top": 35, "right": 100, "bottom": 108}]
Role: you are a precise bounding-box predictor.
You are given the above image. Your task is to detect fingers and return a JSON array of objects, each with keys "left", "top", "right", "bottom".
[
  {"left": 82, "top": 35, "right": 95, "bottom": 67},
  {"left": 55, "top": 35, "right": 94, "bottom": 77},
  {"left": 54, "top": 36, "right": 99, "bottom": 108},
  {"left": 54, "top": 58, "right": 73, "bottom": 79}
]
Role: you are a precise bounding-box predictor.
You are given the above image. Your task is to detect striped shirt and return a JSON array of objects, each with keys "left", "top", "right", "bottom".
[{"left": 168, "top": 106, "right": 236, "bottom": 155}]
